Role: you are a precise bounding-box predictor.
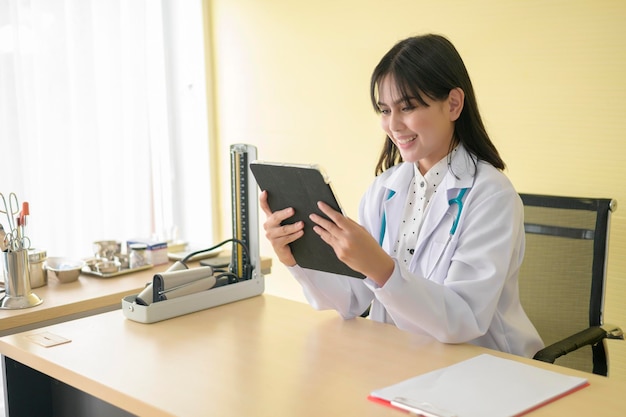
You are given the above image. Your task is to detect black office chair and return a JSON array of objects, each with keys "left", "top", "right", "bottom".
[{"left": 518, "top": 193, "right": 623, "bottom": 376}]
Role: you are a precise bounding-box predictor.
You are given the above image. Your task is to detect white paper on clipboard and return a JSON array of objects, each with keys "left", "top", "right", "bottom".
[{"left": 369, "top": 354, "right": 588, "bottom": 417}]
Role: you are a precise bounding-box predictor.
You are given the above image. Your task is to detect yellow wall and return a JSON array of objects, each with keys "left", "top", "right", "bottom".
[{"left": 204, "top": 0, "right": 626, "bottom": 378}]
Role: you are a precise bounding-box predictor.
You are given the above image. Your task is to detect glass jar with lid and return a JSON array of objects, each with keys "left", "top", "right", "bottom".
[{"left": 129, "top": 243, "right": 148, "bottom": 269}]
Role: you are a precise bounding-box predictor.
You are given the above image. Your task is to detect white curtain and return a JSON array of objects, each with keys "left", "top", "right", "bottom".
[{"left": 0, "top": 0, "right": 213, "bottom": 258}]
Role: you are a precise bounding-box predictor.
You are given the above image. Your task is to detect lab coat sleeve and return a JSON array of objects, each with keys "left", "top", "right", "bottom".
[
  {"left": 369, "top": 182, "right": 525, "bottom": 345},
  {"left": 287, "top": 265, "right": 375, "bottom": 318},
  {"left": 283, "top": 174, "right": 389, "bottom": 318}
]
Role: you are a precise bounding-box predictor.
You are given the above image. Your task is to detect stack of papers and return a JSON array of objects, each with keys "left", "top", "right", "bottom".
[{"left": 369, "top": 354, "right": 588, "bottom": 417}]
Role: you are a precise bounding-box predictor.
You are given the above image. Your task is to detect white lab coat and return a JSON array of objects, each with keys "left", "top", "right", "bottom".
[{"left": 288, "top": 145, "right": 544, "bottom": 358}]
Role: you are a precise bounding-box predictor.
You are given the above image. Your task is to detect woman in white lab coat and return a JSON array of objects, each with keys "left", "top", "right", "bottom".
[{"left": 260, "top": 34, "right": 543, "bottom": 358}]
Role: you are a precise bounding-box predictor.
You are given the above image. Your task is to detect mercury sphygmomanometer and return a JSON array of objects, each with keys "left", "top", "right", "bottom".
[{"left": 135, "top": 144, "right": 258, "bottom": 306}]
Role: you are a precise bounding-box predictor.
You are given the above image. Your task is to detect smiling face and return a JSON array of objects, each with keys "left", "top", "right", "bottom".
[{"left": 377, "top": 75, "right": 460, "bottom": 174}]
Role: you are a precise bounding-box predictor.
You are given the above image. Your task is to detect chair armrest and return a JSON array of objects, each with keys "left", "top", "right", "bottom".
[{"left": 533, "top": 325, "right": 623, "bottom": 364}]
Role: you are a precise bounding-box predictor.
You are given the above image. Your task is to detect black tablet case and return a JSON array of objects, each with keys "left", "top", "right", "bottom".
[{"left": 250, "top": 162, "right": 365, "bottom": 279}]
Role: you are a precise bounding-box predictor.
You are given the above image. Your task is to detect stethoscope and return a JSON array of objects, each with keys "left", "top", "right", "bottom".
[{"left": 378, "top": 187, "right": 470, "bottom": 250}]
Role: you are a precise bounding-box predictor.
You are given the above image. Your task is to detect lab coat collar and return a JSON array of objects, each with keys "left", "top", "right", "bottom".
[
  {"left": 379, "top": 144, "right": 478, "bottom": 266},
  {"left": 415, "top": 145, "right": 477, "bottom": 263}
]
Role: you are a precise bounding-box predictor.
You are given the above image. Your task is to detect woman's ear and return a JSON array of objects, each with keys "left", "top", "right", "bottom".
[{"left": 448, "top": 88, "right": 465, "bottom": 121}]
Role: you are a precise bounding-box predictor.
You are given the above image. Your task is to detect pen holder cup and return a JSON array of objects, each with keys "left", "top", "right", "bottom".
[{"left": 1, "top": 249, "right": 43, "bottom": 309}]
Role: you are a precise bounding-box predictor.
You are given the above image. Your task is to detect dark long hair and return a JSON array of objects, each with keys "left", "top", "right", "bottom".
[{"left": 370, "top": 34, "right": 504, "bottom": 175}]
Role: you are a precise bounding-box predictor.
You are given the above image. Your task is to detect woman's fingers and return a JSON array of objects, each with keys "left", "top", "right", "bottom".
[
  {"left": 259, "top": 190, "right": 303, "bottom": 266},
  {"left": 309, "top": 201, "right": 343, "bottom": 235},
  {"left": 266, "top": 221, "right": 305, "bottom": 242}
]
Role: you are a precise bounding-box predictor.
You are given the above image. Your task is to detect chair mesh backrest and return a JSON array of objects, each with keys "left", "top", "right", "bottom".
[{"left": 518, "top": 194, "right": 612, "bottom": 374}]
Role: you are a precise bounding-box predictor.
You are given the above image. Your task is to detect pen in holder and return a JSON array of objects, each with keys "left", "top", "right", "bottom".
[{"left": 1, "top": 249, "right": 43, "bottom": 309}]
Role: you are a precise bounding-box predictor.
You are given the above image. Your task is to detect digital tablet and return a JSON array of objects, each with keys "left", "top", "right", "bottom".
[{"left": 250, "top": 161, "right": 365, "bottom": 279}]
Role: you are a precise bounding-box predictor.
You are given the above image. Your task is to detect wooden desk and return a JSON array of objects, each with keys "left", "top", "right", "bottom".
[
  {"left": 1, "top": 294, "right": 625, "bottom": 417},
  {"left": 0, "top": 256, "right": 272, "bottom": 336}
]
